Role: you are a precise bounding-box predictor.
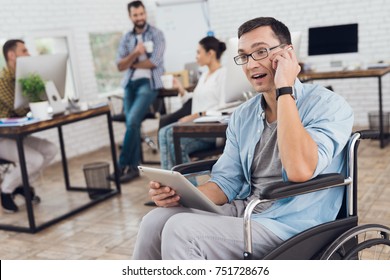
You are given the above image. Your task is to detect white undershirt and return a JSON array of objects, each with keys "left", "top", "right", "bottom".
[{"left": 131, "top": 34, "right": 151, "bottom": 81}]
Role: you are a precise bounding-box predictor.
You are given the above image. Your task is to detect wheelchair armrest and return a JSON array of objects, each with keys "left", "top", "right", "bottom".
[
  {"left": 244, "top": 173, "right": 348, "bottom": 259},
  {"left": 172, "top": 159, "right": 217, "bottom": 174},
  {"left": 259, "top": 173, "right": 347, "bottom": 200}
]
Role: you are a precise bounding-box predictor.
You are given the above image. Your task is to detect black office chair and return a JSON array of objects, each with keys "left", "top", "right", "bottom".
[
  {"left": 172, "top": 130, "right": 390, "bottom": 260},
  {"left": 108, "top": 94, "right": 166, "bottom": 164}
]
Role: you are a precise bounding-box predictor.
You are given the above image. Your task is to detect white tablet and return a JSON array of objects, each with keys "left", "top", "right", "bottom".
[{"left": 138, "top": 166, "right": 224, "bottom": 215}]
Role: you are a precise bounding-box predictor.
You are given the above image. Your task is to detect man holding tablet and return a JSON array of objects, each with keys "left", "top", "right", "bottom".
[
  {"left": 133, "top": 17, "right": 353, "bottom": 259},
  {"left": 0, "top": 39, "right": 57, "bottom": 213}
]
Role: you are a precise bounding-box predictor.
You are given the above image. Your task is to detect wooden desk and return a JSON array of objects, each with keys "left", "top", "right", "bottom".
[
  {"left": 0, "top": 105, "right": 120, "bottom": 233},
  {"left": 299, "top": 67, "right": 390, "bottom": 148},
  {"left": 172, "top": 122, "right": 228, "bottom": 165},
  {"left": 158, "top": 85, "right": 196, "bottom": 98}
]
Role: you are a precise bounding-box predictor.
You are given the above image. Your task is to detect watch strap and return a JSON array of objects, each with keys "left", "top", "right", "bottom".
[{"left": 276, "top": 87, "right": 293, "bottom": 100}]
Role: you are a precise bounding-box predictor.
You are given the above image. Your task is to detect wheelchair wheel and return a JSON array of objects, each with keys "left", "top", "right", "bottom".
[{"left": 320, "top": 224, "right": 390, "bottom": 260}]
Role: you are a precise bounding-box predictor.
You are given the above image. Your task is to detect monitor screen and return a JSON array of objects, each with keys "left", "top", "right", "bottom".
[
  {"left": 308, "top": 23, "right": 358, "bottom": 56},
  {"left": 14, "top": 53, "right": 68, "bottom": 109},
  {"left": 224, "top": 37, "right": 254, "bottom": 103}
]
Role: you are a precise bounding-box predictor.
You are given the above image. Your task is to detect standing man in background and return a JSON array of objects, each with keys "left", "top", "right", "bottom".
[
  {"left": 109, "top": 0, "right": 165, "bottom": 183},
  {"left": 0, "top": 39, "right": 57, "bottom": 213}
]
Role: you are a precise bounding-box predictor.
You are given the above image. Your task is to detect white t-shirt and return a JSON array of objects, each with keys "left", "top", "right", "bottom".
[
  {"left": 131, "top": 34, "right": 152, "bottom": 81},
  {"left": 181, "top": 67, "right": 226, "bottom": 114}
]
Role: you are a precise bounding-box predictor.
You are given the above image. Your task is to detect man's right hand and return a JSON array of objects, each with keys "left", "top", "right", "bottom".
[
  {"left": 135, "top": 42, "right": 146, "bottom": 56},
  {"left": 149, "top": 181, "right": 180, "bottom": 207}
]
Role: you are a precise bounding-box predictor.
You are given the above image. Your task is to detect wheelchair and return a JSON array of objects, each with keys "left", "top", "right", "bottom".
[{"left": 172, "top": 130, "right": 390, "bottom": 260}]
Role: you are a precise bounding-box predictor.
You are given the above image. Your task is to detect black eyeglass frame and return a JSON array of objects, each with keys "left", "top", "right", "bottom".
[{"left": 233, "top": 44, "right": 286, "bottom": 65}]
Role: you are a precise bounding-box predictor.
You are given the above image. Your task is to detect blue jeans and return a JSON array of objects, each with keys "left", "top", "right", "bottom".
[
  {"left": 159, "top": 122, "right": 216, "bottom": 170},
  {"left": 119, "top": 78, "right": 157, "bottom": 168}
]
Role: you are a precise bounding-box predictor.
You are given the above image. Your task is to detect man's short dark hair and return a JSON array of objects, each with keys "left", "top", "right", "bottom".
[
  {"left": 128, "top": 0, "right": 145, "bottom": 12},
  {"left": 238, "top": 17, "right": 291, "bottom": 45},
  {"left": 2, "top": 39, "right": 25, "bottom": 62}
]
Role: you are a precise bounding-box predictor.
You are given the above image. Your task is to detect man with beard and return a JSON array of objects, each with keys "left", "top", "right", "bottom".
[{"left": 108, "top": 0, "right": 165, "bottom": 183}]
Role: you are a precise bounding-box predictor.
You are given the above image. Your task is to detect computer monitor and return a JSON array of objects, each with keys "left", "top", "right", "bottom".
[
  {"left": 224, "top": 37, "right": 254, "bottom": 103},
  {"left": 291, "top": 31, "right": 302, "bottom": 61},
  {"left": 14, "top": 53, "right": 68, "bottom": 109},
  {"left": 308, "top": 23, "right": 358, "bottom": 56}
]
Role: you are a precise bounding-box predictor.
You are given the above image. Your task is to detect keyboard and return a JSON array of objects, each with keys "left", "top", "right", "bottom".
[{"left": 367, "top": 63, "right": 390, "bottom": 69}]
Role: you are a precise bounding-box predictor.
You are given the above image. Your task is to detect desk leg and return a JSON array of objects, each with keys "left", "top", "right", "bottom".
[
  {"left": 16, "top": 136, "right": 36, "bottom": 232},
  {"left": 107, "top": 113, "right": 121, "bottom": 192},
  {"left": 173, "top": 133, "right": 182, "bottom": 165},
  {"left": 58, "top": 126, "right": 71, "bottom": 190},
  {"left": 378, "top": 77, "right": 385, "bottom": 148}
]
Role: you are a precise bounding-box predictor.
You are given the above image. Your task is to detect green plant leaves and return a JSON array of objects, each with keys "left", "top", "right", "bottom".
[{"left": 18, "top": 73, "right": 46, "bottom": 103}]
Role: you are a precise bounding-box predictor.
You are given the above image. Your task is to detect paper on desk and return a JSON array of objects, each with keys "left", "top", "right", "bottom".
[
  {"left": 0, "top": 117, "right": 40, "bottom": 126},
  {"left": 193, "top": 115, "right": 230, "bottom": 123}
]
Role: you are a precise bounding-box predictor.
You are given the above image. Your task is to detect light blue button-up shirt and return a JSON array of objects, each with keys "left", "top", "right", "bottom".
[{"left": 210, "top": 79, "right": 354, "bottom": 240}]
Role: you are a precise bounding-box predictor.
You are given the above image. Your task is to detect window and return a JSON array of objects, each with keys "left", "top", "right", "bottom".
[{"left": 89, "top": 32, "right": 123, "bottom": 95}]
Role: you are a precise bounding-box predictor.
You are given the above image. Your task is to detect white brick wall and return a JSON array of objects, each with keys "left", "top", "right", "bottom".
[
  {"left": 207, "top": 0, "right": 390, "bottom": 126},
  {"left": 1, "top": 0, "right": 389, "bottom": 160}
]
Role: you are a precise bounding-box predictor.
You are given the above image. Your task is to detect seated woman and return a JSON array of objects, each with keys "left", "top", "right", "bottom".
[{"left": 159, "top": 36, "right": 227, "bottom": 170}]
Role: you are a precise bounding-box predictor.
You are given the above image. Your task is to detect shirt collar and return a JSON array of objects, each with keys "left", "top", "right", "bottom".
[
  {"left": 131, "top": 23, "right": 150, "bottom": 35},
  {"left": 2, "top": 66, "right": 15, "bottom": 80}
]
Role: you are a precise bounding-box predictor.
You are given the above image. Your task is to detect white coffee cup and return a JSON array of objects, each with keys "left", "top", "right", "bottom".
[
  {"left": 161, "top": 74, "right": 174, "bottom": 89},
  {"left": 144, "top": 41, "right": 154, "bottom": 53}
]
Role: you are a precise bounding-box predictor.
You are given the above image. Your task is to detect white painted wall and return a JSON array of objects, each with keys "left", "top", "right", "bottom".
[{"left": 1, "top": 0, "right": 389, "bottom": 160}]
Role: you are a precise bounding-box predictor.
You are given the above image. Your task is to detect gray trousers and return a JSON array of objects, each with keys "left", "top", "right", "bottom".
[
  {"left": 132, "top": 200, "right": 283, "bottom": 260},
  {"left": 0, "top": 136, "right": 57, "bottom": 193}
]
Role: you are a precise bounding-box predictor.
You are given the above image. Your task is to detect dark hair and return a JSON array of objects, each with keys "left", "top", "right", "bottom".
[
  {"left": 2, "top": 39, "right": 24, "bottom": 62},
  {"left": 128, "top": 0, "right": 144, "bottom": 12},
  {"left": 198, "top": 36, "right": 227, "bottom": 60},
  {"left": 238, "top": 17, "right": 291, "bottom": 45}
]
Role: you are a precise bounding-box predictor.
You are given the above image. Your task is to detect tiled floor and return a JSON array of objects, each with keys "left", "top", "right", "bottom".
[{"left": 0, "top": 135, "right": 389, "bottom": 259}]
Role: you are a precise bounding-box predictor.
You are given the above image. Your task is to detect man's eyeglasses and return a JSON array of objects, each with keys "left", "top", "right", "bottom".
[{"left": 233, "top": 44, "right": 284, "bottom": 65}]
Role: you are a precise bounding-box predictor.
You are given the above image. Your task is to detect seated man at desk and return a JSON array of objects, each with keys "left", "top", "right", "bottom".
[
  {"left": 0, "top": 39, "right": 57, "bottom": 213},
  {"left": 158, "top": 36, "right": 227, "bottom": 171},
  {"left": 132, "top": 17, "right": 354, "bottom": 259}
]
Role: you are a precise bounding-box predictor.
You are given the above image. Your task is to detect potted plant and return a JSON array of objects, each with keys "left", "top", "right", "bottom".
[{"left": 18, "top": 73, "right": 49, "bottom": 120}]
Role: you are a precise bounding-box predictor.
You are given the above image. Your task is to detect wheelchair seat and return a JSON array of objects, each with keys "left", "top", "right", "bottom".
[{"left": 172, "top": 130, "right": 390, "bottom": 260}]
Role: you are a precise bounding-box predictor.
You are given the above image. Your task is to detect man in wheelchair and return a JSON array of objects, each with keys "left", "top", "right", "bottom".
[{"left": 132, "top": 17, "right": 354, "bottom": 260}]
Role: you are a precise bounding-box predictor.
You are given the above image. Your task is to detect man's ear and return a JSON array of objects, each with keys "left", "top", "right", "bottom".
[{"left": 6, "top": 50, "right": 16, "bottom": 62}]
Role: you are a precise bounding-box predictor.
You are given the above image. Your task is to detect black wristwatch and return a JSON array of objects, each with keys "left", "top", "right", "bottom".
[{"left": 276, "top": 87, "right": 294, "bottom": 100}]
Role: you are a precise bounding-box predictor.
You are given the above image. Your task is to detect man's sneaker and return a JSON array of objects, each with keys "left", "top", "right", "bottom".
[
  {"left": 107, "top": 166, "right": 140, "bottom": 183},
  {"left": 1, "top": 192, "right": 18, "bottom": 213},
  {"left": 12, "top": 186, "right": 41, "bottom": 204}
]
